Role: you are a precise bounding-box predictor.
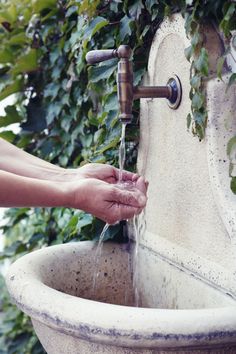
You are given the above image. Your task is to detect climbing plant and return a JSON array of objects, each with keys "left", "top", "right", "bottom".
[{"left": 0, "top": 0, "right": 235, "bottom": 352}]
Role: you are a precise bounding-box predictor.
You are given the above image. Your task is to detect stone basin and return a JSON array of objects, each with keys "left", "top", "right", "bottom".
[{"left": 6, "top": 240, "right": 236, "bottom": 354}]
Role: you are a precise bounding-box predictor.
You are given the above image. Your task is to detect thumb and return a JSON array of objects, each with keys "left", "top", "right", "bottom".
[{"left": 135, "top": 176, "right": 147, "bottom": 195}]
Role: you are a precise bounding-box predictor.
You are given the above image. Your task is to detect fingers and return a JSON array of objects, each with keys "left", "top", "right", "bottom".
[
  {"left": 112, "top": 186, "right": 146, "bottom": 207},
  {"left": 118, "top": 205, "right": 142, "bottom": 221},
  {"left": 113, "top": 167, "right": 148, "bottom": 191},
  {"left": 105, "top": 204, "right": 142, "bottom": 224},
  {"left": 113, "top": 167, "right": 139, "bottom": 182}
]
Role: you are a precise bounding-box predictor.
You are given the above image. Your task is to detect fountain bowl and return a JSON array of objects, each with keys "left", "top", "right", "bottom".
[{"left": 6, "top": 241, "right": 236, "bottom": 354}]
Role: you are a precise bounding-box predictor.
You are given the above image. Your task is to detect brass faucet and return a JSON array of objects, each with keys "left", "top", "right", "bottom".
[{"left": 86, "top": 45, "right": 182, "bottom": 124}]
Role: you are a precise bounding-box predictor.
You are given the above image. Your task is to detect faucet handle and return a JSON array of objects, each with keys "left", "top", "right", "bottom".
[
  {"left": 86, "top": 49, "right": 118, "bottom": 65},
  {"left": 86, "top": 45, "right": 132, "bottom": 65}
]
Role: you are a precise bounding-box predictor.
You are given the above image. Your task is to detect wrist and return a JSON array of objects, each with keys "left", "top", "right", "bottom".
[
  {"left": 63, "top": 179, "right": 86, "bottom": 209},
  {"left": 38, "top": 167, "right": 78, "bottom": 182}
]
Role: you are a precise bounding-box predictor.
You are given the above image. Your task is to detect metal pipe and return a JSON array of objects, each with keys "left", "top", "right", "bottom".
[
  {"left": 133, "top": 86, "right": 172, "bottom": 100},
  {"left": 117, "top": 58, "right": 134, "bottom": 123}
]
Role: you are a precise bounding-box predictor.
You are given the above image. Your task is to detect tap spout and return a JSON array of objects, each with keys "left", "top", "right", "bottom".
[{"left": 86, "top": 45, "right": 182, "bottom": 124}]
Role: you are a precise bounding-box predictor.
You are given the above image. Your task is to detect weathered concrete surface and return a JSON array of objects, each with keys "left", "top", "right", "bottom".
[
  {"left": 6, "top": 241, "right": 236, "bottom": 354},
  {"left": 137, "top": 13, "right": 236, "bottom": 306}
]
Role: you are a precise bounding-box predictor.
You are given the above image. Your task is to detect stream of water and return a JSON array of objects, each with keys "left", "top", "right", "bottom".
[
  {"left": 92, "top": 122, "right": 146, "bottom": 306},
  {"left": 118, "top": 123, "right": 127, "bottom": 182},
  {"left": 92, "top": 223, "right": 109, "bottom": 293},
  {"left": 132, "top": 210, "right": 146, "bottom": 307}
]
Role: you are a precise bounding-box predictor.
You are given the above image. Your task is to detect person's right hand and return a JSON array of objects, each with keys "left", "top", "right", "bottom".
[{"left": 67, "top": 177, "right": 147, "bottom": 224}]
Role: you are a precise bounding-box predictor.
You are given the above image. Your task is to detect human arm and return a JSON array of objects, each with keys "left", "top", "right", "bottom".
[
  {"left": 0, "top": 171, "right": 146, "bottom": 224},
  {"left": 0, "top": 138, "right": 66, "bottom": 181},
  {"left": 0, "top": 138, "right": 143, "bottom": 185}
]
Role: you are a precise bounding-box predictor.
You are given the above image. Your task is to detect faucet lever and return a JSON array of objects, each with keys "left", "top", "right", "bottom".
[
  {"left": 86, "top": 45, "right": 132, "bottom": 65},
  {"left": 86, "top": 49, "right": 118, "bottom": 65}
]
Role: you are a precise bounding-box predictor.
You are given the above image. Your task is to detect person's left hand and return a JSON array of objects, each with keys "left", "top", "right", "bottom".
[{"left": 76, "top": 163, "right": 139, "bottom": 184}]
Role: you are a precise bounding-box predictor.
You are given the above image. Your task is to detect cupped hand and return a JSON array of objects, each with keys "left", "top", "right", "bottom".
[
  {"left": 68, "top": 178, "right": 147, "bottom": 224},
  {"left": 77, "top": 163, "right": 139, "bottom": 184}
]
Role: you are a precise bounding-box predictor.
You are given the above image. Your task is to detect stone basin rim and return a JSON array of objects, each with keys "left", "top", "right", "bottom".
[{"left": 6, "top": 241, "right": 236, "bottom": 348}]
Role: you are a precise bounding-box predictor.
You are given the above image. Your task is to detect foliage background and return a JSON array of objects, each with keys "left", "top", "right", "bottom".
[{"left": 0, "top": 0, "right": 235, "bottom": 352}]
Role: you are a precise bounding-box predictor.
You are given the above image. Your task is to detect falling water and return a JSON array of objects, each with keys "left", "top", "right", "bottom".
[
  {"left": 92, "top": 121, "right": 146, "bottom": 306},
  {"left": 132, "top": 211, "right": 146, "bottom": 307},
  {"left": 118, "top": 123, "right": 127, "bottom": 182},
  {"left": 132, "top": 215, "right": 140, "bottom": 307},
  {"left": 92, "top": 223, "right": 109, "bottom": 294}
]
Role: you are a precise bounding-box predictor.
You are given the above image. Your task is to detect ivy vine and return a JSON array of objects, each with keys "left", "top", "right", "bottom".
[{"left": 0, "top": 0, "right": 236, "bottom": 352}]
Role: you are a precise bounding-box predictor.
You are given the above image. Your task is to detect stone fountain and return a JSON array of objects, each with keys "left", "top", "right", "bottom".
[{"left": 6, "top": 14, "right": 236, "bottom": 354}]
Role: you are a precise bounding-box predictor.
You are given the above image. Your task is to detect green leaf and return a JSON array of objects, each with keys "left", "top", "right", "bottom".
[
  {"left": 230, "top": 177, "right": 236, "bottom": 194},
  {"left": 190, "top": 75, "right": 201, "bottom": 90},
  {"left": 192, "top": 92, "right": 204, "bottom": 110},
  {"left": 78, "top": 0, "right": 100, "bottom": 17},
  {"left": 0, "top": 130, "right": 16, "bottom": 143},
  {"left": 134, "top": 67, "right": 145, "bottom": 85},
  {"left": 0, "top": 79, "right": 23, "bottom": 101},
  {"left": 119, "top": 15, "right": 133, "bottom": 41},
  {"left": 191, "top": 31, "right": 201, "bottom": 47},
  {"left": 67, "top": 214, "right": 79, "bottom": 229},
  {"left": 33, "top": 0, "right": 57, "bottom": 12},
  {"left": 11, "top": 49, "right": 39, "bottom": 75},
  {"left": 83, "top": 16, "right": 109, "bottom": 42},
  {"left": 194, "top": 48, "right": 209, "bottom": 76},
  {"left": 217, "top": 56, "right": 225, "bottom": 80},
  {"left": 220, "top": 3, "right": 236, "bottom": 36},
  {"left": 223, "top": 3, "right": 235, "bottom": 22},
  {"left": 0, "top": 4, "right": 17, "bottom": 24},
  {"left": 227, "top": 73, "right": 236, "bottom": 91},
  {"left": 104, "top": 93, "right": 118, "bottom": 112},
  {"left": 96, "top": 130, "right": 120, "bottom": 154},
  {"left": 128, "top": 0, "right": 144, "bottom": 19},
  {"left": 0, "top": 105, "right": 22, "bottom": 127},
  {"left": 187, "top": 113, "right": 192, "bottom": 129},
  {"left": 184, "top": 45, "right": 193, "bottom": 62},
  {"left": 0, "top": 48, "right": 14, "bottom": 64},
  {"left": 28, "top": 233, "right": 44, "bottom": 246},
  {"left": 145, "top": 0, "right": 157, "bottom": 13},
  {"left": 105, "top": 110, "right": 118, "bottom": 128},
  {"left": 77, "top": 213, "right": 93, "bottom": 230},
  {"left": 227, "top": 136, "right": 236, "bottom": 158},
  {"left": 44, "top": 83, "right": 60, "bottom": 100},
  {"left": 88, "top": 60, "right": 117, "bottom": 83},
  {"left": 8, "top": 32, "right": 28, "bottom": 46},
  {"left": 164, "top": 5, "right": 171, "bottom": 17},
  {"left": 193, "top": 110, "right": 207, "bottom": 126},
  {"left": 46, "top": 103, "right": 61, "bottom": 125}
]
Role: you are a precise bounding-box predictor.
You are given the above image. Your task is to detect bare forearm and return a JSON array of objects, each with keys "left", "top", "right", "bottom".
[
  {"left": 0, "top": 170, "right": 70, "bottom": 208},
  {"left": 0, "top": 171, "right": 147, "bottom": 223},
  {"left": 0, "top": 138, "right": 74, "bottom": 181}
]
